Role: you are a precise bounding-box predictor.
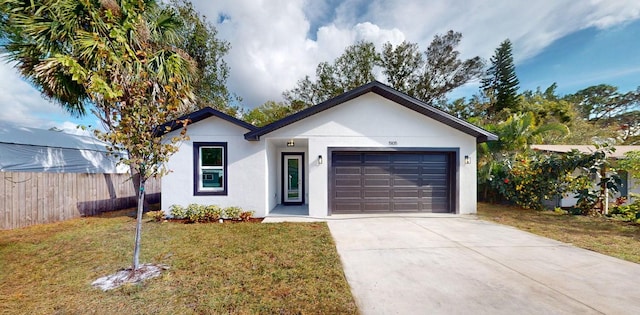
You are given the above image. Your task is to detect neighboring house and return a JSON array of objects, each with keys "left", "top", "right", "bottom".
[
  {"left": 161, "top": 81, "right": 498, "bottom": 217},
  {"left": 531, "top": 145, "right": 640, "bottom": 208},
  {"left": 0, "top": 125, "right": 127, "bottom": 173}
]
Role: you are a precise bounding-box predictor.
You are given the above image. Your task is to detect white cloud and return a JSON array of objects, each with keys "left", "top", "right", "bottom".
[
  {"left": 2, "top": 0, "right": 640, "bottom": 121},
  {"left": 191, "top": 0, "right": 409, "bottom": 107},
  {"left": 187, "top": 0, "right": 640, "bottom": 108},
  {"left": 0, "top": 61, "right": 77, "bottom": 128}
]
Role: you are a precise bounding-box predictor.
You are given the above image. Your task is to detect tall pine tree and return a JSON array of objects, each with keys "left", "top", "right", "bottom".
[{"left": 481, "top": 39, "right": 520, "bottom": 116}]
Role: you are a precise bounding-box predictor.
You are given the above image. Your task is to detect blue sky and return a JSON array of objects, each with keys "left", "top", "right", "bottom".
[
  {"left": 1, "top": 0, "right": 639, "bottom": 132},
  {"left": 519, "top": 19, "right": 640, "bottom": 94},
  {"left": 451, "top": 18, "right": 640, "bottom": 100}
]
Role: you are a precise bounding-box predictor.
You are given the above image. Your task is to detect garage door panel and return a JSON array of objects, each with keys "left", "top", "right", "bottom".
[
  {"left": 422, "top": 173, "right": 448, "bottom": 180},
  {"left": 422, "top": 165, "right": 448, "bottom": 174},
  {"left": 393, "top": 190, "right": 420, "bottom": 198},
  {"left": 363, "top": 177, "right": 391, "bottom": 187},
  {"left": 423, "top": 180, "right": 448, "bottom": 187},
  {"left": 394, "top": 166, "right": 420, "bottom": 174},
  {"left": 364, "top": 154, "right": 391, "bottom": 163},
  {"left": 331, "top": 151, "right": 453, "bottom": 214},
  {"left": 364, "top": 166, "right": 391, "bottom": 174},
  {"left": 335, "top": 166, "right": 362, "bottom": 175},
  {"left": 363, "top": 190, "right": 391, "bottom": 198},
  {"left": 334, "top": 203, "right": 362, "bottom": 212},
  {"left": 363, "top": 202, "right": 391, "bottom": 211},
  {"left": 393, "top": 203, "right": 420, "bottom": 211},
  {"left": 335, "top": 190, "right": 361, "bottom": 199},
  {"left": 391, "top": 154, "right": 422, "bottom": 163},
  {"left": 394, "top": 177, "right": 420, "bottom": 187},
  {"left": 335, "top": 178, "right": 362, "bottom": 187},
  {"left": 422, "top": 154, "right": 447, "bottom": 162},
  {"left": 333, "top": 153, "right": 362, "bottom": 164}
]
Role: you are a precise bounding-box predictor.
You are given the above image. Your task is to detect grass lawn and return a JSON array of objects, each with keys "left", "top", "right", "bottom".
[
  {"left": 0, "top": 210, "right": 357, "bottom": 314},
  {"left": 477, "top": 202, "right": 640, "bottom": 264}
]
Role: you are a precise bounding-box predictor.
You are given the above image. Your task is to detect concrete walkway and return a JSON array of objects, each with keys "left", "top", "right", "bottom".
[{"left": 327, "top": 216, "right": 640, "bottom": 315}]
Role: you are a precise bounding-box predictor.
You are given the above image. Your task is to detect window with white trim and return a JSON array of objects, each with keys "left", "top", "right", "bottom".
[{"left": 193, "top": 142, "right": 227, "bottom": 195}]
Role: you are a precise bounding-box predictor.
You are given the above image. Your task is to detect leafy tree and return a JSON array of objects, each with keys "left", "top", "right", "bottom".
[
  {"left": 243, "top": 101, "right": 293, "bottom": 127},
  {"left": 437, "top": 97, "right": 478, "bottom": 120},
  {"left": 380, "top": 41, "right": 423, "bottom": 92},
  {"left": 284, "top": 31, "right": 483, "bottom": 109},
  {"left": 520, "top": 84, "right": 574, "bottom": 124},
  {"left": 166, "top": 0, "right": 237, "bottom": 116},
  {"left": 481, "top": 112, "right": 569, "bottom": 153},
  {"left": 405, "top": 31, "right": 484, "bottom": 106},
  {"left": 490, "top": 151, "right": 587, "bottom": 210},
  {"left": 616, "top": 109, "right": 640, "bottom": 145},
  {"left": 477, "top": 112, "right": 569, "bottom": 201},
  {"left": 2, "top": 0, "right": 195, "bottom": 272},
  {"left": 481, "top": 39, "right": 520, "bottom": 117},
  {"left": 284, "top": 41, "right": 378, "bottom": 106},
  {"left": 564, "top": 84, "right": 626, "bottom": 121},
  {"left": 618, "top": 150, "right": 640, "bottom": 183},
  {"left": 564, "top": 84, "right": 640, "bottom": 144},
  {"left": 1, "top": 0, "right": 91, "bottom": 116}
]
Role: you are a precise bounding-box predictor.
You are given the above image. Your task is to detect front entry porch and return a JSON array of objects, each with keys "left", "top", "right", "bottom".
[{"left": 269, "top": 204, "right": 309, "bottom": 216}]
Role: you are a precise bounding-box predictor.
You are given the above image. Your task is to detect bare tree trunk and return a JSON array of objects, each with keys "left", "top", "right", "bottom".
[
  {"left": 132, "top": 177, "right": 145, "bottom": 271},
  {"left": 131, "top": 166, "right": 149, "bottom": 211},
  {"left": 599, "top": 166, "right": 608, "bottom": 215}
]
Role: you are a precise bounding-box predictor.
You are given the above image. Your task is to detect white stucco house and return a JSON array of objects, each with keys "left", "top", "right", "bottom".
[{"left": 161, "top": 81, "right": 498, "bottom": 217}]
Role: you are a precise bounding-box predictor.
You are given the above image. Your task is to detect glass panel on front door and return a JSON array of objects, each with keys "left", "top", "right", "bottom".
[{"left": 285, "top": 156, "right": 302, "bottom": 203}]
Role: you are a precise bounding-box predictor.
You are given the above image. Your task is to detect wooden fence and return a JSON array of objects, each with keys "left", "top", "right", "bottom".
[{"left": 0, "top": 172, "right": 160, "bottom": 230}]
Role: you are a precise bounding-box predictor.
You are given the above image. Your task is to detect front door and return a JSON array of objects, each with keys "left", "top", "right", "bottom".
[{"left": 283, "top": 153, "right": 304, "bottom": 204}]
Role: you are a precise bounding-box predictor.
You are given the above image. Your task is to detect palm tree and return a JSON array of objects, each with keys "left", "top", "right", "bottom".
[
  {"left": 1, "top": 0, "right": 92, "bottom": 115},
  {"left": 1, "top": 0, "right": 192, "bottom": 116},
  {"left": 2, "top": 0, "right": 196, "bottom": 272},
  {"left": 477, "top": 112, "right": 569, "bottom": 200}
]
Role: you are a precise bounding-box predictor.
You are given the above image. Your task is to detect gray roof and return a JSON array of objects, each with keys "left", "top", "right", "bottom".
[{"left": 0, "top": 124, "right": 110, "bottom": 152}]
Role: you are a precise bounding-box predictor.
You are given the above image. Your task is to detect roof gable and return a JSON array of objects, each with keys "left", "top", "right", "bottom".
[
  {"left": 244, "top": 81, "right": 498, "bottom": 143},
  {"left": 158, "top": 107, "right": 257, "bottom": 135}
]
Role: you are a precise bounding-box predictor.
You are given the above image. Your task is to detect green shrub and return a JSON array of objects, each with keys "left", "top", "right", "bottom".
[
  {"left": 609, "top": 197, "right": 640, "bottom": 222},
  {"left": 239, "top": 211, "right": 255, "bottom": 221},
  {"left": 203, "top": 205, "right": 223, "bottom": 221},
  {"left": 169, "top": 204, "right": 188, "bottom": 219},
  {"left": 488, "top": 147, "right": 620, "bottom": 213},
  {"left": 186, "top": 203, "right": 205, "bottom": 222},
  {"left": 224, "top": 206, "right": 242, "bottom": 220},
  {"left": 146, "top": 210, "right": 165, "bottom": 222},
  {"left": 170, "top": 204, "right": 251, "bottom": 223}
]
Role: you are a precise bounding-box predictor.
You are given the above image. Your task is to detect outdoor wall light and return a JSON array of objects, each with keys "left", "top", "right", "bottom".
[
  {"left": 464, "top": 155, "right": 470, "bottom": 165},
  {"left": 318, "top": 155, "right": 323, "bottom": 165},
  {"left": 286, "top": 139, "right": 295, "bottom": 147}
]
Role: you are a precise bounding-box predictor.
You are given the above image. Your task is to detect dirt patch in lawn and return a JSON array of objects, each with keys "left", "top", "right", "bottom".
[{"left": 92, "top": 263, "right": 169, "bottom": 291}]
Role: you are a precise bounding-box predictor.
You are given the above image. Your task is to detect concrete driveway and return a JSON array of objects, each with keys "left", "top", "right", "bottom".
[{"left": 327, "top": 216, "right": 640, "bottom": 315}]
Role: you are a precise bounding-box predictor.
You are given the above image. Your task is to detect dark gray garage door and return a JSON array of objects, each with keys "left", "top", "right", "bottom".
[{"left": 330, "top": 151, "right": 453, "bottom": 214}]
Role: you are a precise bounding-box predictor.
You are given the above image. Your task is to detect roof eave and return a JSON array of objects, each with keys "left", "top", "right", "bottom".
[
  {"left": 158, "top": 107, "right": 257, "bottom": 137},
  {"left": 243, "top": 81, "right": 499, "bottom": 143}
]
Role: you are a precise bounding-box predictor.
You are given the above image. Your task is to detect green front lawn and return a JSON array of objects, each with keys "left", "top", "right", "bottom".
[
  {"left": 477, "top": 202, "right": 640, "bottom": 264},
  {"left": 0, "top": 211, "right": 357, "bottom": 314}
]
